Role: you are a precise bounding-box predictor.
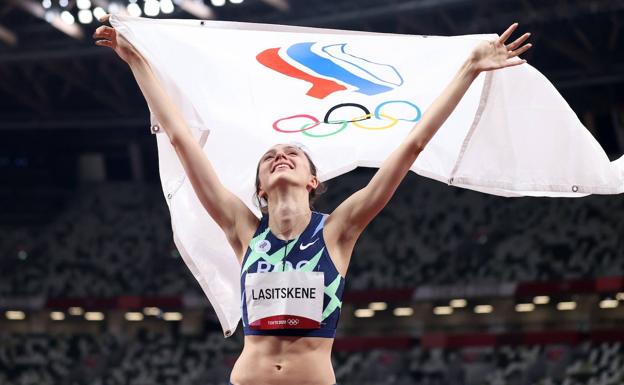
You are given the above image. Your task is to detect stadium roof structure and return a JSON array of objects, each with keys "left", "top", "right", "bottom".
[{"left": 0, "top": 0, "right": 622, "bottom": 139}]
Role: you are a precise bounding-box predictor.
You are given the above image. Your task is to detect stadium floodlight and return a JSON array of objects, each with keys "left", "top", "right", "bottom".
[
  {"left": 599, "top": 299, "right": 618, "bottom": 309},
  {"left": 163, "top": 312, "right": 183, "bottom": 321},
  {"left": 77, "top": 0, "right": 91, "bottom": 9},
  {"left": 474, "top": 305, "right": 493, "bottom": 314},
  {"left": 84, "top": 312, "right": 105, "bottom": 321},
  {"left": 230, "top": 0, "right": 244, "bottom": 3},
  {"left": 78, "top": 9, "right": 93, "bottom": 24},
  {"left": 68, "top": 307, "right": 84, "bottom": 316},
  {"left": 50, "top": 311, "right": 65, "bottom": 321},
  {"left": 5, "top": 311, "right": 25, "bottom": 320},
  {"left": 354, "top": 308, "right": 374, "bottom": 318},
  {"left": 161, "top": 0, "right": 175, "bottom": 14},
  {"left": 450, "top": 299, "right": 467, "bottom": 308},
  {"left": 211, "top": 0, "right": 226, "bottom": 6},
  {"left": 556, "top": 301, "right": 576, "bottom": 311},
  {"left": 393, "top": 307, "right": 414, "bottom": 317},
  {"left": 533, "top": 296, "right": 550, "bottom": 305},
  {"left": 143, "top": 307, "right": 162, "bottom": 316},
  {"left": 368, "top": 302, "right": 387, "bottom": 311},
  {"left": 127, "top": 2, "right": 142, "bottom": 16},
  {"left": 433, "top": 306, "right": 453, "bottom": 315},
  {"left": 144, "top": 0, "right": 160, "bottom": 16},
  {"left": 174, "top": 0, "right": 214, "bottom": 18},
  {"left": 42, "top": 0, "right": 52, "bottom": 9},
  {"left": 59, "top": 0, "right": 69, "bottom": 7},
  {"left": 108, "top": 2, "right": 122, "bottom": 13},
  {"left": 15, "top": 0, "right": 83, "bottom": 39},
  {"left": 515, "top": 303, "right": 535, "bottom": 312},
  {"left": 125, "top": 312, "right": 144, "bottom": 321},
  {"left": 93, "top": 7, "right": 106, "bottom": 20},
  {"left": 44, "top": 9, "right": 56, "bottom": 22},
  {"left": 60, "top": 10, "right": 75, "bottom": 25}
]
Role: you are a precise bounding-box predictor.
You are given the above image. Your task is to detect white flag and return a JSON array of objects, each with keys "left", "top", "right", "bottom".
[{"left": 109, "top": 14, "right": 623, "bottom": 337}]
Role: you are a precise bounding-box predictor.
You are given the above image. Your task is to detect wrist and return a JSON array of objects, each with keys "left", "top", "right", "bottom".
[{"left": 462, "top": 56, "right": 480, "bottom": 80}]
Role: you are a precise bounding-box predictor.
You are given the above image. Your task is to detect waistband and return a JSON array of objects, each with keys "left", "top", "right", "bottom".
[{"left": 243, "top": 325, "right": 336, "bottom": 338}]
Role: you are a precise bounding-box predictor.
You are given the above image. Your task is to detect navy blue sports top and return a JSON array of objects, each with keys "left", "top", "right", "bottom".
[{"left": 241, "top": 211, "right": 345, "bottom": 338}]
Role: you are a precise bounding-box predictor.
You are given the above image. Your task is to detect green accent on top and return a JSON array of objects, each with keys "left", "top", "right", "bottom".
[
  {"left": 322, "top": 275, "right": 343, "bottom": 321},
  {"left": 241, "top": 228, "right": 300, "bottom": 275},
  {"left": 298, "top": 247, "right": 324, "bottom": 272},
  {"left": 241, "top": 227, "right": 270, "bottom": 274}
]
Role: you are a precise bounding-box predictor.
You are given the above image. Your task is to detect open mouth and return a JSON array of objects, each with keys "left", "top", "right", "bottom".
[{"left": 272, "top": 163, "right": 293, "bottom": 172}]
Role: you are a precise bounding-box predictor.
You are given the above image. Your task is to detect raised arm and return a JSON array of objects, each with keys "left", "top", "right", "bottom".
[
  {"left": 93, "top": 15, "right": 258, "bottom": 259},
  {"left": 327, "top": 23, "right": 532, "bottom": 247}
]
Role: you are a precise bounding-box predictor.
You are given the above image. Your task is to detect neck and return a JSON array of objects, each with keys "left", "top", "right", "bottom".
[{"left": 266, "top": 185, "right": 312, "bottom": 241}]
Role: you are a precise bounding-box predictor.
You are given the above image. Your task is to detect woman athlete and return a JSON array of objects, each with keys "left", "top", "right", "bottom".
[{"left": 94, "top": 15, "right": 531, "bottom": 385}]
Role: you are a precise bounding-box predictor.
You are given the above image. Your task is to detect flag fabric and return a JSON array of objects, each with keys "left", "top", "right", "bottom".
[{"left": 109, "top": 14, "right": 623, "bottom": 337}]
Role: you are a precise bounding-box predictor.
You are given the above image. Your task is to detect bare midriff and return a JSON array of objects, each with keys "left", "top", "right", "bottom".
[{"left": 230, "top": 335, "right": 336, "bottom": 385}]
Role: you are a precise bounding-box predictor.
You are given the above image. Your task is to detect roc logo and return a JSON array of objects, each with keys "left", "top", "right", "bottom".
[
  {"left": 256, "top": 41, "right": 421, "bottom": 139},
  {"left": 256, "top": 42, "right": 403, "bottom": 99},
  {"left": 255, "top": 240, "right": 271, "bottom": 253}
]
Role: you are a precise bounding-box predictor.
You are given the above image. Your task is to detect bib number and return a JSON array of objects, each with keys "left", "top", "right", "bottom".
[{"left": 245, "top": 271, "right": 324, "bottom": 330}]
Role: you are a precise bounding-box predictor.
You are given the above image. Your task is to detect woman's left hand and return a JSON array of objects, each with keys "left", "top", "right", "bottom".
[{"left": 470, "top": 22, "right": 532, "bottom": 73}]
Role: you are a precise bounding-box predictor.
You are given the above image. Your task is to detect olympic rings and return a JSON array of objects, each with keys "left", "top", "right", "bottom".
[
  {"left": 302, "top": 121, "right": 348, "bottom": 138},
  {"left": 273, "top": 115, "right": 348, "bottom": 137},
  {"left": 272, "top": 99, "right": 421, "bottom": 138},
  {"left": 272, "top": 114, "right": 320, "bottom": 133},
  {"left": 374, "top": 100, "right": 421, "bottom": 122},
  {"left": 351, "top": 113, "right": 398, "bottom": 130},
  {"left": 323, "top": 103, "right": 371, "bottom": 124}
]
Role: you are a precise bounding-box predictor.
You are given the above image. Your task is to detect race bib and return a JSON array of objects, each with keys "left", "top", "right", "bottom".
[{"left": 245, "top": 271, "right": 324, "bottom": 329}]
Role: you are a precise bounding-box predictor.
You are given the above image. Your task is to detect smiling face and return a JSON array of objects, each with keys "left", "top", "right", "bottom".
[{"left": 254, "top": 143, "right": 320, "bottom": 211}]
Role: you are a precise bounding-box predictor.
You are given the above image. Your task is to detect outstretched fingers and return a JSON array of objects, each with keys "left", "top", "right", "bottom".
[
  {"left": 506, "top": 32, "right": 531, "bottom": 51},
  {"left": 498, "top": 22, "right": 518, "bottom": 44},
  {"left": 508, "top": 43, "right": 532, "bottom": 58},
  {"left": 502, "top": 58, "right": 527, "bottom": 69}
]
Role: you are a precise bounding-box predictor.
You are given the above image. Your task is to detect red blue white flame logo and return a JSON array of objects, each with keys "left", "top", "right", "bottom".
[{"left": 256, "top": 42, "right": 404, "bottom": 99}]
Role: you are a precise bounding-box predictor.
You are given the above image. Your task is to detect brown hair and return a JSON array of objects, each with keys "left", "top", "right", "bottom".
[{"left": 253, "top": 144, "right": 326, "bottom": 215}]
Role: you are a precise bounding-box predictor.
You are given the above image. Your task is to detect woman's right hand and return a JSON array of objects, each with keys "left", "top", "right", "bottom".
[{"left": 93, "top": 14, "right": 139, "bottom": 64}]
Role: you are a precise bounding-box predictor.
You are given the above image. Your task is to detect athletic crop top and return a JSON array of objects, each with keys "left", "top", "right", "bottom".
[{"left": 240, "top": 211, "right": 345, "bottom": 338}]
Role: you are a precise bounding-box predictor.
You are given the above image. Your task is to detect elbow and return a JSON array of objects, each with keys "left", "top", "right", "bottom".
[
  {"left": 168, "top": 128, "right": 185, "bottom": 148},
  {"left": 411, "top": 140, "right": 426, "bottom": 157},
  {"left": 163, "top": 121, "right": 193, "bottom": 149},
  {"left": 169, "top": 134, "right": 179, "bottom": 148},
  {"left": 407, "top": 125, "right": 428, "bottom": 156}
]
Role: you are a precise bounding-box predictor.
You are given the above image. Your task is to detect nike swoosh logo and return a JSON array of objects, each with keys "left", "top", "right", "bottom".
[{"left": 299, "top": 239, "right": 318, "bottom": 250}]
